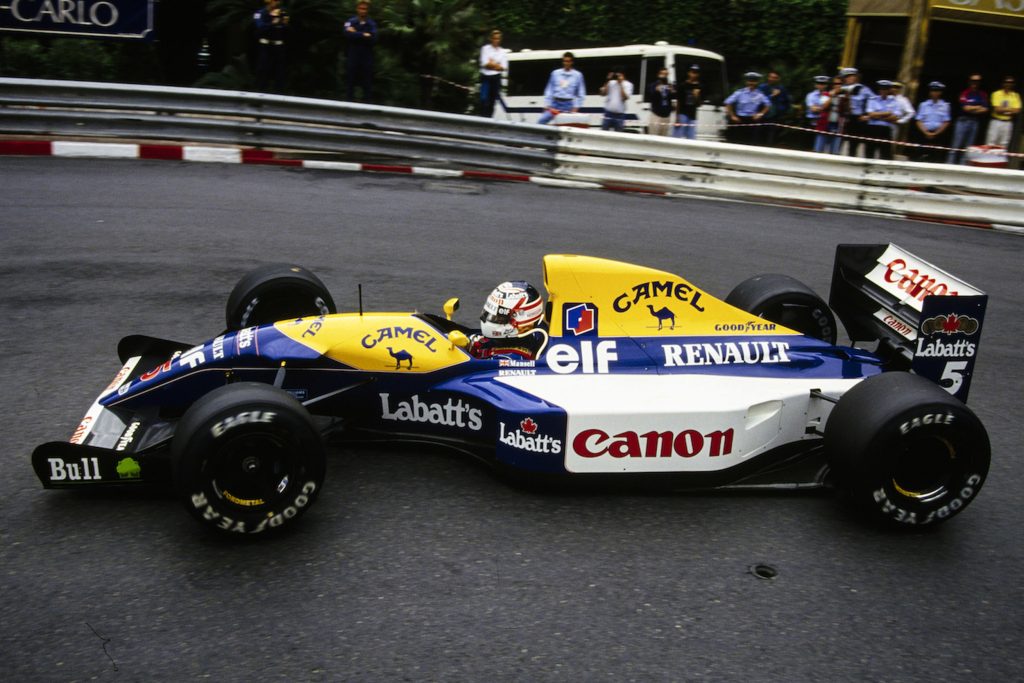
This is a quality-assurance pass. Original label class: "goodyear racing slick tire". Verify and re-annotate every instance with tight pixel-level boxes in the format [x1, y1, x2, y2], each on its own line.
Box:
[225, 263, 336, 330]
[825, 372, 990, 527]
[725, 274, 837, 344]
[173, 383, 326, 536]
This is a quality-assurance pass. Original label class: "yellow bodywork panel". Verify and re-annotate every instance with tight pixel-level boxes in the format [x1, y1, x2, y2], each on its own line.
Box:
[543, 254, 800, 337]
[275, 313, 471, 373]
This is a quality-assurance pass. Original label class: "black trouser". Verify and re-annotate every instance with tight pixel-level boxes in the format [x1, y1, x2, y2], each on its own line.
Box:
[865, 125, 893, 160]
[479, 74, 502, 118]
[346, 53, 374, 101]
[729, 116, 762, 145]
[846, 117, 872, 157]
[256, 45, 287, 93]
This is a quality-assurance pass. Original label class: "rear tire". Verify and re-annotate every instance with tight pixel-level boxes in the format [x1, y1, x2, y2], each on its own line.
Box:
[173, 383, 326, 536]
[825, 372, 989, 527]
[225, 263, 336, 331]
[725, 274, 837, 344]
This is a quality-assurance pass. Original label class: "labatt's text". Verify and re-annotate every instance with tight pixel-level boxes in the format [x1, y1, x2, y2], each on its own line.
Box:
[380, 393, 482, 430]
[499, 420, 562, 454]
[915, 338, 976, 358]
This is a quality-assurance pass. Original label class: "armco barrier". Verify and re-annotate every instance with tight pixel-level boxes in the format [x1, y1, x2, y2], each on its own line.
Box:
[556, 127, 1024, 200]
[0, 78, 560, 174]
[1, 78, 1022, 227]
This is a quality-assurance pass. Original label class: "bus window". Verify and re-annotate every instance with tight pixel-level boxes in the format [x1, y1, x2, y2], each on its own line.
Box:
[674, 55, 727, 105]
[507, 61, 558, 98]
[569, 56, 642, 97]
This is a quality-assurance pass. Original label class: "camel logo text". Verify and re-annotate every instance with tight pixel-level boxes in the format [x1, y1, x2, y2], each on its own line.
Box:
[612, 280, 706, 314]
[362, 326, 439, 353]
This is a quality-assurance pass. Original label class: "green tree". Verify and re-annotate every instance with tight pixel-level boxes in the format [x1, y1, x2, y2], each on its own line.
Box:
[382, 0, 482, 110]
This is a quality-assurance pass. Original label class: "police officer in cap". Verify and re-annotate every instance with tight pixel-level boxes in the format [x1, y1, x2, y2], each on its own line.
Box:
[914, 81, 951, 162]
[724, 72, 771, 145]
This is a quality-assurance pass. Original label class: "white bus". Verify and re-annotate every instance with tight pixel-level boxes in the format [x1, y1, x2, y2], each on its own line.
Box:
[496, 43, 728, 139]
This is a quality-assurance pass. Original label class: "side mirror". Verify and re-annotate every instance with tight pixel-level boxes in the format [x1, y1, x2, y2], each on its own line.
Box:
[448, 330, 470, 350]
[443, 297, 460, 321]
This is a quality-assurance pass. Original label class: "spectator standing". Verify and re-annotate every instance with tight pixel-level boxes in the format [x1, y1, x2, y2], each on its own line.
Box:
[865, 80, 901, 160]
[344, 1, 377, 102]
[674, 64, 702, 140]
[645, 67, 675, 136]
[724, 72, 770, 145]
[599, 68, 633, 132]
[840, 67, 875, 157]
[478, 30, 508, 119]
[947, 74, 988, 164]
[914, 81, 951, 162]
[757, 69, 792, 145]
[890, 81, 916, 154]
[986, 76, 1021, 148]
[804, 75, 830, 150]
[538, 52, 585, 125]
[814, 76, 845, 154]
[253, 0, 289, 93]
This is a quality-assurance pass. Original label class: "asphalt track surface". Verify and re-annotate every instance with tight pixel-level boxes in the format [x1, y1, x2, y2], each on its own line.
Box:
[1, 157, 1022, 682]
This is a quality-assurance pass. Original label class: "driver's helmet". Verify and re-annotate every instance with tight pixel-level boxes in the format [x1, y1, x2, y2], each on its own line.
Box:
[480, 281, 544, 338]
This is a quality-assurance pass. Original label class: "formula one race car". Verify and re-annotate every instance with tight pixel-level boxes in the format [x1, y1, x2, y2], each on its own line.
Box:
[33, 245, 990, 535]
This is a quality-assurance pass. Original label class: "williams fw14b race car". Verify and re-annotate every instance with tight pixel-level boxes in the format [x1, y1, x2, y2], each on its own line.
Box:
[33, 245, 990, 535]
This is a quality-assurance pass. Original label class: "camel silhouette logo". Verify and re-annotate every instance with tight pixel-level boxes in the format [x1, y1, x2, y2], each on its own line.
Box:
[388, 347, 414, 369]
[647, 305, 676, 331]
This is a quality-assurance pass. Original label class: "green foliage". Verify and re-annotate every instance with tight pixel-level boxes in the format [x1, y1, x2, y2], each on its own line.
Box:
[1, 0, 848, 111]
[381, 0, 481, 110]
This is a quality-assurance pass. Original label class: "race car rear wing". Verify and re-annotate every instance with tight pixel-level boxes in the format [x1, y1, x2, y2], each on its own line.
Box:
[829, 244, 987, 402]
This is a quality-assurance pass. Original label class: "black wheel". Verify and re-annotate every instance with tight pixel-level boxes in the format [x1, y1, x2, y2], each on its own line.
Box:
[825, 372, 990, 527]
[725, 274, 837, 344]
[225, 263, 336, 330]
[173, 383, 326, 535]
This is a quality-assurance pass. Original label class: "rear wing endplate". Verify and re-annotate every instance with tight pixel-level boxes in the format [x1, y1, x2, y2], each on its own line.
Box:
[830, 244, 987, 402]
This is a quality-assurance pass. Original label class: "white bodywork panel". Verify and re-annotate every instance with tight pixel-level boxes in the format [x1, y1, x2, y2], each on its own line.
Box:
[497, 374, 863, 474]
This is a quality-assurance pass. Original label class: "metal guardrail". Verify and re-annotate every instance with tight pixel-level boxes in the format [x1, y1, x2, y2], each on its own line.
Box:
[0, 78, 560, 174]
[1, 78, 1021, 227]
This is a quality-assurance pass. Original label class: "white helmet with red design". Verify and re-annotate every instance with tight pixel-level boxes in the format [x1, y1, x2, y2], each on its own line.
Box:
[479, 281, 545, 338]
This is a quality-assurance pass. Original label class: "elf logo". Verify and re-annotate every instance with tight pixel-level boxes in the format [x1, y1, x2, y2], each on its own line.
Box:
[546, 340, 618, 374]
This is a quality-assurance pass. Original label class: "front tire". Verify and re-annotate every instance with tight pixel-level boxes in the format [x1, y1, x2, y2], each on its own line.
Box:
[725, 274, 837, 344]
[825, 372, 990, 527]
[225, 263, 336, 331]
[173, 383, 326, 536]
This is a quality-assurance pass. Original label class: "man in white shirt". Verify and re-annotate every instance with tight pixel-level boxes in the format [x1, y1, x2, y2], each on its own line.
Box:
[600, 68, 633, 132]
[479, 30, 508, 118]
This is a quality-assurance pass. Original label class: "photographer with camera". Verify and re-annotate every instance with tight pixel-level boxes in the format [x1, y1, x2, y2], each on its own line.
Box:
[253, 0, 290, 93]
[645, 67, 675, 136]
[839, 67, 875, 156]
[600, 67, 633, 132]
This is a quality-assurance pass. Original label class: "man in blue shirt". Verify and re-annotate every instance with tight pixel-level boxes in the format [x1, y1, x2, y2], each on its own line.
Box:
[757, 69, 791, 146]
[865, 80, 901, 160]
[947, 74, 988, 164]
[725, 72, 771, 145]
[914, 81, 951, 163]
[538, 52, 586, 125]
[344, 1, 377, 102]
